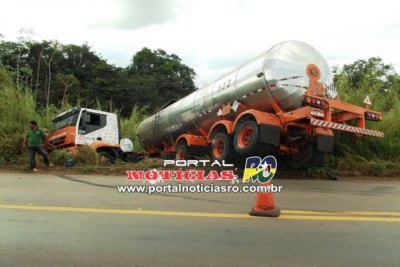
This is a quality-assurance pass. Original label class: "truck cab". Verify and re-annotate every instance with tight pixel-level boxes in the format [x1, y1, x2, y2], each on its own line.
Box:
[46, 107, 128, 161]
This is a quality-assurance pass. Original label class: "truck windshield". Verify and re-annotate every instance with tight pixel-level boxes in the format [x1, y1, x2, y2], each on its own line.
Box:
[53, 111, 80, 131]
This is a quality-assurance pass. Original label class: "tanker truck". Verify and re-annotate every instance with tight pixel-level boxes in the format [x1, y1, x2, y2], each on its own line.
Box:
[137, 41, 384, 168]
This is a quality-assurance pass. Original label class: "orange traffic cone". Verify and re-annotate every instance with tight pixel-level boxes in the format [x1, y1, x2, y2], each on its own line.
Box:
[249, 182, 280, 217]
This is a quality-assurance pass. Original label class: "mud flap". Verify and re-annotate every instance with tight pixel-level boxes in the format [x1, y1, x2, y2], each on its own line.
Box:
[259, 124, 281, 145]
[316, 134, 334, 153]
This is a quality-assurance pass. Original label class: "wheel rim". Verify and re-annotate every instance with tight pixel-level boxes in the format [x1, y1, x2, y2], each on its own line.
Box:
[176, 149, 185, 160]
[213, 138, 225, 158]
[237, 126, 253, 148]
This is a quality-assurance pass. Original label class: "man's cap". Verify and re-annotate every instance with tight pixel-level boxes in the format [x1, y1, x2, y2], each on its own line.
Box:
[29, 120, 38, 126]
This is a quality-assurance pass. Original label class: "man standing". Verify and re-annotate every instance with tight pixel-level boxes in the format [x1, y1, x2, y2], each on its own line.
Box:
[23, 120, 52, 172]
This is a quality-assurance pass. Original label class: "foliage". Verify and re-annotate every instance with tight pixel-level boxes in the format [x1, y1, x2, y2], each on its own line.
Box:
[0, 66, 68, 162]
[334, 57, 399, 92]
[0, 39, 196, 117]
[50, 149, 75, 165]
[75, 146, 98, 165]
[120, 106, 148, 151]
[125, 48, 196, 114]
[0, 67, 36, 162]
[333, 57, 400, 168]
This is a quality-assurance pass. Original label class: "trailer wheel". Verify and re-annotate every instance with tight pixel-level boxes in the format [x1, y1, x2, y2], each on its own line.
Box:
[286, 142, 314, 169]
[234, 120, 260, 155]
[175, 142, 189, 160]
[211, 132, 235, 162]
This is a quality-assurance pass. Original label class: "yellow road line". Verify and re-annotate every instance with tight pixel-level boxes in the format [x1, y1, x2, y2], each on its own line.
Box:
[1, 204, 399, 222]
[0, 204, 250, 218]
[280, 215, 400, 223]
[282, 210, 400, 217]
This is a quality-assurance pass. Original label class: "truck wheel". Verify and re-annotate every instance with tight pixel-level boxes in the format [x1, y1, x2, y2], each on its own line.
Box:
[211, 132, 235, 162]
[98, 149, 118, 164]
[175, 142, 188, 160]
[286, 142, 314, 169]
[234, 120, 260, 155]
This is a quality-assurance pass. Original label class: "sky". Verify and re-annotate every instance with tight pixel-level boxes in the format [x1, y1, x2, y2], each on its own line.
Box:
[0, 0, 399, 87]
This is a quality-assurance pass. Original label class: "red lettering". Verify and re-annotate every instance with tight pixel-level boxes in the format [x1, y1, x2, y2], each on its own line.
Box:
[183, 170, 195, 180]
[126, 170, 144, 180]
[175, 170, 184, 180]
[144, 170, 159, 181]
[205, 170, 221, 180]
[158, 170, 174, 181]
[195, 170, 206, 180]
[220, 170, 236, 180]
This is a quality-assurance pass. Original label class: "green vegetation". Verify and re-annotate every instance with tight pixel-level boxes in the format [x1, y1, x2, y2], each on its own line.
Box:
[120, 106, 147, 152]
[0, 38, 195, 116]
[328, 58, 400, 175]
[75, 146, 99, 166]
[0, 69, 53, 163]
[0, 37, 190, 164]
[49, 149, 74, 165]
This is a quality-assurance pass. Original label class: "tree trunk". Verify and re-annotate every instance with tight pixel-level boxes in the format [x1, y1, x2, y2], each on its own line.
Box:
[45, 49, 56, 114]
[47, 62, 51, 110]
[34, 46, 43, 108]
[16, 50, 21, 90]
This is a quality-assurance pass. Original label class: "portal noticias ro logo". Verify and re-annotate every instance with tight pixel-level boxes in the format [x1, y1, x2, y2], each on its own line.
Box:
[121, 155, 282, 194]
[125, 155, 278, 184]
[243, 155, 278, 184]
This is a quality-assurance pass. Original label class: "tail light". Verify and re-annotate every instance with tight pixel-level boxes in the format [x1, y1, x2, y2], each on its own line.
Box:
[365, 112, 382, 121]
[305, 96, 328, 109]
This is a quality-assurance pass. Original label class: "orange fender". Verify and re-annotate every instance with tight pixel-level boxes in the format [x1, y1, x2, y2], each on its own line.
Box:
[175, 134, 208, 147]
[207, 120, 234, 141]
[233, 109, 282, 131]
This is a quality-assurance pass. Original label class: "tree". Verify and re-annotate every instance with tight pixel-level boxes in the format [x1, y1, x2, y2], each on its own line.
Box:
[32, 42, 43, 105]
[55, 73, 79, 106]
[0, 38, 197, 117]
[41, 41, 60, 111]
[335, 57, 399, 91]
[334, 57, 400, 112]
[0, 41, 29, 89]
[125, 48, 196, 113]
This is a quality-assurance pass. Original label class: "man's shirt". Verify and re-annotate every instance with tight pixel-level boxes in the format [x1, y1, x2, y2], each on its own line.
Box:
[26, 128, 45, 147]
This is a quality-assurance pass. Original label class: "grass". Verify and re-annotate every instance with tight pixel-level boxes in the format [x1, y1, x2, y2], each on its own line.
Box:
[120, 106, 147, 152]
[329, 74, 400, 175]
[49, 149, 75, 165]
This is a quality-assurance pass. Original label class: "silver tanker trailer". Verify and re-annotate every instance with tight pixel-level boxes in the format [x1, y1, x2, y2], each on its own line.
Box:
[137, 41, 384, 168]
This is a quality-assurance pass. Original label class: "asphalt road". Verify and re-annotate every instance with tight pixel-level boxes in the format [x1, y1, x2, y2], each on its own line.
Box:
[1, 172, 400, 267]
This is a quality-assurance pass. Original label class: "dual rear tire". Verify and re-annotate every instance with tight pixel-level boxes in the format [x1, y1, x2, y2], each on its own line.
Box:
[176, 119, 324, 169]
[210, 120, 269, 162]
[210, 132, 235, 162]
[233, 120, 324, 168]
